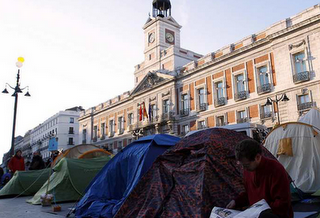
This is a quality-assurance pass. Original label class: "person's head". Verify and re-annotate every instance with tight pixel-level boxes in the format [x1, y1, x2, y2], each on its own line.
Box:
[15, 150, 22, 157]
[33, 151, 40, 157]
[235, 139, 262, 171]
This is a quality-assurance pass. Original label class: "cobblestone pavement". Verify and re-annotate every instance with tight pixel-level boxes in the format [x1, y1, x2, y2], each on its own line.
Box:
[0, 196, 76, 218]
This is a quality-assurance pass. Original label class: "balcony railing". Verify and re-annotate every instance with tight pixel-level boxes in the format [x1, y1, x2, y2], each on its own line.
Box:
[214, 97, 226, 107]
[298, 102, 314, 111]
[216, 121, 226, 127]
[109, 132, 114, 138]
[180, 108, 189, 117]
[197, 103, 207, 112]
[237, 117, 249, 123]
[257, 83, 272, 94]
[161, 112, 175, 121]
[293, 71, 310, 83]
[67, 142, 74, 145]
[68, 131, 74, 134]
[234, 91, 247, 101]
[260, 111, 273, 119]
[198, 125, 206, 130]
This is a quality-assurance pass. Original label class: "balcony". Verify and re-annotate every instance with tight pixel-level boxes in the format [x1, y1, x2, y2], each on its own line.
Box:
[260, 111, 273, 119]
[234, 91, 247, 101]
[109, 132, 114, 138]
[293, 71, 310, 83]
[257, 83, 272, 94]
[237, 117, 249, 123]
[180, 108, 189, 117]
[197, 103, 207, 112]
[298, 102, 314, 111]
[68, 131, 74, 134]
[161, 112, 175, 121]
[214, 97, 226, 107]
[198, 125, 206, 130]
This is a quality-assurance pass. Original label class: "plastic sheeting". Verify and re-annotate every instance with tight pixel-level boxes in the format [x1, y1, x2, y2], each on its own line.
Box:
[114, 128, 276, 218]
[27, 156, 111, 204]
[299, 108, 320, 132]
[75, 134, 180, 218]
[264, 123, 320, 193]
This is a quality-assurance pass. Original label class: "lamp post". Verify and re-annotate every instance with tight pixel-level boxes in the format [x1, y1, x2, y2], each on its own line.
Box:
[265, 93, 289, 124]
[2, 57, 31, 157]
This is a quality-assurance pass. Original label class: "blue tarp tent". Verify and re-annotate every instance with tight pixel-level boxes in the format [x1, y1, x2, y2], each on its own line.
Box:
[75, 134, 180, 218]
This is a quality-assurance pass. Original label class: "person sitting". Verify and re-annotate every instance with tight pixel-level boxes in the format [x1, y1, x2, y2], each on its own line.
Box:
[226, 139, 293, 218]
[29, 151, 45, 170]
[8, 150, 25, 174]
[1, 172, 12, 187]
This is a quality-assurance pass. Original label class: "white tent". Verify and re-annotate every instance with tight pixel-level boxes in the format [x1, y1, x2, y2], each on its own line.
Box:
[263, 122, 320, 193]
[299, 108, 320, 132]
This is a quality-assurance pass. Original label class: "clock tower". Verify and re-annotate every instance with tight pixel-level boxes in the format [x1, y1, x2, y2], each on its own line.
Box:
[134, 0, 202, 86]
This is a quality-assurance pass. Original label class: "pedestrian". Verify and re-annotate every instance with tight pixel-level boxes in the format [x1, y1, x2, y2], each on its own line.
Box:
[1, 172, 12, 187]
[226, 139, 293, 218]
[46, 151, 60, 167]
[8, 150, 25, 174]
[29, 151, 45, 170]
[0, 167, 3, 181]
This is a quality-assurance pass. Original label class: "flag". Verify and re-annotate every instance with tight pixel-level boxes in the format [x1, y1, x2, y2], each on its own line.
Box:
[143, 102, 148, 119]
[148, 103, 152, 121]
[139, 104, 142, 121]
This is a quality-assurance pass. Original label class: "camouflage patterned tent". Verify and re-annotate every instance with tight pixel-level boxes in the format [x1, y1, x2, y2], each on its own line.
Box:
[115, 128, 275, 218]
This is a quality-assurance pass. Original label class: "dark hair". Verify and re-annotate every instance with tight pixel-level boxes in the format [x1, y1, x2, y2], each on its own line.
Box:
[235, 139, 262, 161]
[15, 150, 22, 154]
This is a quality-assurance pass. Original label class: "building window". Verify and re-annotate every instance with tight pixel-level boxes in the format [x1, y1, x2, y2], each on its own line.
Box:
[216, 115, 225, 126]
[198, 120, 206, 130]
[196, 88, 206, 111]
[128, 138, 133, 144]
[118, 141, 123, 151]
[69, 127, 74, 134]
[93, 126, 98, 139]
[297, 94, 313, 112]
[68, 138, 74, 145]
[234, 74, 247, 101]
[128, 113, 134, 125]
[149, 54, 152, 60]
[292, 51, 310, 83]
[180, 94, 189, 116]
[163, 99, 170, 113]
[101, 123, 105, 139]
[181, 124, 189, 135]
[237, 110, 248, 123]
[70, 117, 74, 123]
[257, 65, 271, 94]
[151, 104, 157, 121]
[109, 120, 114, 136]
[214, 81, 225, 106]
[82, 129, 87, 143]
[118, 117, 124, 134]
[260, 104, 273, 119]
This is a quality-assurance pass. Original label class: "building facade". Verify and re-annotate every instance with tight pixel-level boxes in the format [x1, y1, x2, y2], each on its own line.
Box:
[78, 2, 320, 152]
[30, 107, 82, 160]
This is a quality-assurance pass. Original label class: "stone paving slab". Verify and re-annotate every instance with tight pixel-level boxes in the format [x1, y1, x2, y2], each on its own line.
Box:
[0, 196, 76, 218]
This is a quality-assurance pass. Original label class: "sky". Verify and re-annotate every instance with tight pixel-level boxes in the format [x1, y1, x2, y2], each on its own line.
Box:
[1, 0, 319, 163]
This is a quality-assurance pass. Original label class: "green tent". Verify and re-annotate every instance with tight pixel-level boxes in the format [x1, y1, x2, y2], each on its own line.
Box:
[27, 156, 111, 204]
[0, 168, 51, 198]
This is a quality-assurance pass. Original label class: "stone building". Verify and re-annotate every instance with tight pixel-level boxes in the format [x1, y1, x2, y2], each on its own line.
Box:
[78, 1, 320, 152]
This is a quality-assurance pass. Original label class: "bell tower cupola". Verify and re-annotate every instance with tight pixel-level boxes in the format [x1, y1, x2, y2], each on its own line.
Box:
[152, 0, 171, 17]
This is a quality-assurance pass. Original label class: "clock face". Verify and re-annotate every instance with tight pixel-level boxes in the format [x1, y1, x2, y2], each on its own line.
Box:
[148, 32, 155, 43]
[165, 32, 174, 43]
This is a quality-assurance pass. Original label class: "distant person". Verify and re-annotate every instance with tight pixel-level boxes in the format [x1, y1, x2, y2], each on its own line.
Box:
[8, 150, 25, 174]
[226, 139, 293, 218]
[29, 151, 45, 170]
[1, 172, 12, 186]
[0, 167, 3, 181]
[46, 151, 60, 168]
[25, 161, 31, 171]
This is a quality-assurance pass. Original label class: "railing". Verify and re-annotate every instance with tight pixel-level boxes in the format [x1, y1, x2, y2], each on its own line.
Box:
[237, 117, 249, 123]
[260, 111, 273, 119]
[257, 83, 271, 94]
[234, 91, 247, 101]
[109, 132, 114, 138]
[216, 121, 226, 127]
[161, 112, 175, 121]
[293, 71, 310, 83]
[298, 102, 314, 111]
[68, 131, 74, 134]
[197, 103, 207, 112]
[214, 97, 226, 107]
[198, 125, 206, 130]
[67, 142, 74, 145]
[180, 108, 189, 117]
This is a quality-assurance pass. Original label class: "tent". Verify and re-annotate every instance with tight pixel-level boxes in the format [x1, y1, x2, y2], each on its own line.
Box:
[263, 122, 320, 193]
[299, 108, 320, 131]
[114, 128, 276, 218]
[0, 168, 50, 198]
[75, 134, 180, 218]
[27, 156, 111, 204]
[53, 144, 111, 165]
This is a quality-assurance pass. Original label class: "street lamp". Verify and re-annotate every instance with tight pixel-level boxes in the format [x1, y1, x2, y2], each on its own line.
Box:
[265, 93, 289, 124]
[2, 57, 31, 157]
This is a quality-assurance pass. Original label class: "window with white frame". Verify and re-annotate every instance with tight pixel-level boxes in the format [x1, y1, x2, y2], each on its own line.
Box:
[93, 125, 98, 139]
[82, 129, 86, 142]
[237, 110, 247, 123]
[128, 113, 134, 125]
[198, 120, 206, 130]
[216, 115, 225, 126]
[101, 123, 105, 137]
[292, 51, 310, 83]
[257, 65, 271, 94]
[260, 104, 273, 119]
[214, 80, 225, 106]
[197, 88, 206, 111]
[118, 117, 124, 134]
[182, 124, 189, 135]
[180, 93, 189, 116]
[68, 138, 74, 145]
[151, 104, 157, 120]
[70, 117, 74, 123]
[69, 127, 74, 134]
[234, 73, 247, 101]
[109, 120, 114, 135]
[163, 99, 170, 113]
[297, 93, 313, 111]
